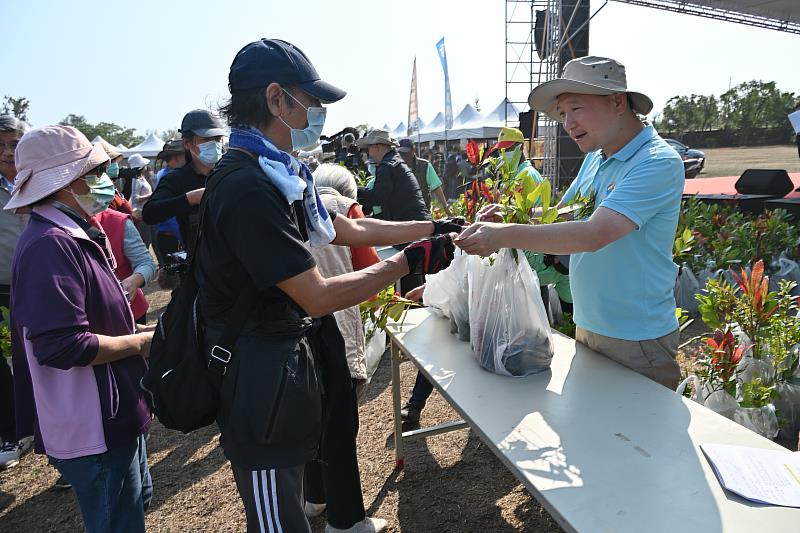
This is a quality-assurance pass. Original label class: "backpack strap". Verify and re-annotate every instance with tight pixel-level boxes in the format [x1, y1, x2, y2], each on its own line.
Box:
[187, 157, 261, 376]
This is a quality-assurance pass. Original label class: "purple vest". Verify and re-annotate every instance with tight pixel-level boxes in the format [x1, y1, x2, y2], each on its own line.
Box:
[11, 204, 151, 458]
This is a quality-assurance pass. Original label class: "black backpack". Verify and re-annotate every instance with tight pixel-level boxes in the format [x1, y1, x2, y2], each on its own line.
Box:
[140, 161, 257, 433]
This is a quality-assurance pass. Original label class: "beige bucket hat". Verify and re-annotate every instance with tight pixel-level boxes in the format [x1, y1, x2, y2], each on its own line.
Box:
[355, 129, 398, 148]
[528, 56, 653, 122]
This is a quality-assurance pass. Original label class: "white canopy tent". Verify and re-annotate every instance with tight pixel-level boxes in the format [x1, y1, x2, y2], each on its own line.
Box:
[121, 133, 164, 159]
[390, 122, 407, 138]
[406, 99, 522, 142]
[90, 135, 109, 145]
[116, 144, 128, 151]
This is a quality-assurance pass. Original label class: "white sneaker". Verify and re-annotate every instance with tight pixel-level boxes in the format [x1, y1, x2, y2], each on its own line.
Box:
[0, 439, 26, 470]
[304, 501, 327, 518]
[325, 517, 388, 533]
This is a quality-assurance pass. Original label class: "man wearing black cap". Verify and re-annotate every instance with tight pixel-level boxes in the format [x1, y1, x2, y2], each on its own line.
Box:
[142, 109, 226, 255]
[397, 138, 451, 216]
[199, 38, 463, 533]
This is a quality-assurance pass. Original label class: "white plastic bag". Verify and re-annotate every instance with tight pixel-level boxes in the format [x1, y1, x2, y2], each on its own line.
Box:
[446, 251, 470, 342]
[676, 375, 739, 419]
[423, 249, 469, 319]
[733, 405, 779, 439]
[769, 253, 800, 295]
[775, 382, 800, 440]
[364, 325, 386, 384]
[674, 264, 700, 317]
[468, 249, 553, 377]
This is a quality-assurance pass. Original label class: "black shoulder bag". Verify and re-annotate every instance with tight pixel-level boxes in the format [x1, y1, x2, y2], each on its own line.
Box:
[140, 160, 258, 433]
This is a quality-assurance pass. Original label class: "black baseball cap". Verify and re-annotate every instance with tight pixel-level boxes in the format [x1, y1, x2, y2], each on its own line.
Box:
[397, 138, 414, 153]
[228, 38, 346, 104]
[179, 109, 227, 137]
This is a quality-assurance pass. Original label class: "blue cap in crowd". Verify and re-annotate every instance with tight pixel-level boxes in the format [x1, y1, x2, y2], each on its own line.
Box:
[228, 38, 346, 104]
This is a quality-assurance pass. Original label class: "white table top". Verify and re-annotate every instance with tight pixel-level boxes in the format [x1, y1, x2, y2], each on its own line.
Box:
[386, 308, 799, 533]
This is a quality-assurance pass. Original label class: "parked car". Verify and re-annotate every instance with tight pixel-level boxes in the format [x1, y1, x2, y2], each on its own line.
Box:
[665, 138, 706, 179]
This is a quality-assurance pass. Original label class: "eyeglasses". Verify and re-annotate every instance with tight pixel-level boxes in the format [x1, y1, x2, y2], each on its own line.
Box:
[0, 142, 19, 153]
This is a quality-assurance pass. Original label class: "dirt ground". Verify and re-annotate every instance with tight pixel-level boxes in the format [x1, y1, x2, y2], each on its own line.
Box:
[2, 286, 795, 532]
[694, 144, 798, 178]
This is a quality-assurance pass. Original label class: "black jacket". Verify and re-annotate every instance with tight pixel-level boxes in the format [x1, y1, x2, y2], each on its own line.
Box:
[142, 163, 206, 252]
[358, 150, 430, 222]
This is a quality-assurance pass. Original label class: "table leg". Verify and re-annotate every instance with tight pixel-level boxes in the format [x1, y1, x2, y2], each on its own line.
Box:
[391, 340, 405, 470]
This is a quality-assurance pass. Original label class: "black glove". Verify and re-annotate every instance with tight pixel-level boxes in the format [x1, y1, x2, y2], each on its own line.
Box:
[431, 217, 466, 236]
[404, 234, 455, 275]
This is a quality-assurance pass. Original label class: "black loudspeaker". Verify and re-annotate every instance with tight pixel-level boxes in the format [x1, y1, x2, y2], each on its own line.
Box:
[557, 133, 585, 187]
[765, 198, 800, 220]
[735, 169, 792, 197]
[534, 1, 590, 68]
[518, 111, 533, 139]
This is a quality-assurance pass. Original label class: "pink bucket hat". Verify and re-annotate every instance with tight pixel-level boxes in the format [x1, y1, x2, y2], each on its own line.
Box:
[5, 126, 109, 210]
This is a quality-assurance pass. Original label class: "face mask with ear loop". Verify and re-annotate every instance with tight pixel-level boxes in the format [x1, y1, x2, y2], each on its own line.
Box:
[69, 173, 116, 216]
[278, 89, 327, 151]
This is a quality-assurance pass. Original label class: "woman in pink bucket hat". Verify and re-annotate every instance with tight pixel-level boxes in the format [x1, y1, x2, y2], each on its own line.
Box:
[7, 125, 155, 533]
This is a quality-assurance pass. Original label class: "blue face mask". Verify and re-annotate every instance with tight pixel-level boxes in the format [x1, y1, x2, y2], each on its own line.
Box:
[70, 172, 116, 216]
[197, 140, 223, 166]
[280, 89, 327, 151]
[106, 162, 120, 178]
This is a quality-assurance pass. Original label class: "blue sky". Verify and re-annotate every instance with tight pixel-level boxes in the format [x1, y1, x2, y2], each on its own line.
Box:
[3, 0, 798, 137]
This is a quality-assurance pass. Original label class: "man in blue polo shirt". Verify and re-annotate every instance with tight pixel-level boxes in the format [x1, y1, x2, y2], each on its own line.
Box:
[456, 56, 684, 389]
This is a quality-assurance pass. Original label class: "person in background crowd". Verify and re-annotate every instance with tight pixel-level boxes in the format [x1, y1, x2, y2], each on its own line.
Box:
[94, 206, 157, 324]
[396, 138, 452, 216]
[303, 163, 380, 528]
[457, 56, 685, 390]
[94, 140, 134, 216]
[127, 153, 153, 247]
[152, 140, 186, 273]
[7, 126, 153, 532]
[0, 115, 32, 471]
[357, 131, 457, 430]
[142, 109, 227, 255]
[356, 129, 429, 231]
[208, 38, 458, 533]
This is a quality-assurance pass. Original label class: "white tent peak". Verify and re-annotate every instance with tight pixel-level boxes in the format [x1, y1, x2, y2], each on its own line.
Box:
[90, 135, 109, 145]
[122, 133, 165, 158]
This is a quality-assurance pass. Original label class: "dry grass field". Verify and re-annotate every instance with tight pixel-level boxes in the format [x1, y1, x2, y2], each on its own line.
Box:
[695, 144, 798, 178]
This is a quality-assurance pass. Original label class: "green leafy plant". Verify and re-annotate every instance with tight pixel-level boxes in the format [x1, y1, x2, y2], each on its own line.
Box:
[696, 328, 747, 397]
[739, 378, 779, 408]
[673, 228, 696, 263]
[696, 260, 778, 359]
[556, 312, 576, 338]
[568, 189, 597, 221]
[0, 307, 10, 359]
[359, 285, 421, 342]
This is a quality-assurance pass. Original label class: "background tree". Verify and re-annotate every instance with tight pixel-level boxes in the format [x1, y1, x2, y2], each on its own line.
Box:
[1, 96, 31, 122]
[719, 81, 795, 142]
[660, 94, 719, 134]
[158, 128, 179, 141]
[59, 114, 144, 147]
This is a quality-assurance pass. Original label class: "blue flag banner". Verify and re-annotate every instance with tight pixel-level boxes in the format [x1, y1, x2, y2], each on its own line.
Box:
[435, 37, 453, 130]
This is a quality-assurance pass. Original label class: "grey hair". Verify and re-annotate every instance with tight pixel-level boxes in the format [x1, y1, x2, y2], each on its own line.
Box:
[313, 163, 357, 200]
[0, 115, 29, 135]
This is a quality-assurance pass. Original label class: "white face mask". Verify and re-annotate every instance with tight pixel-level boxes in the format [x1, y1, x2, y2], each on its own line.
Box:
[279, 89, 327, 151]
[197, 140, 223, 166]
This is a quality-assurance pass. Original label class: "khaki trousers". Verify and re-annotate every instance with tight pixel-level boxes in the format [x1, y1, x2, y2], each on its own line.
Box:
[576, 327, 681, 390]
